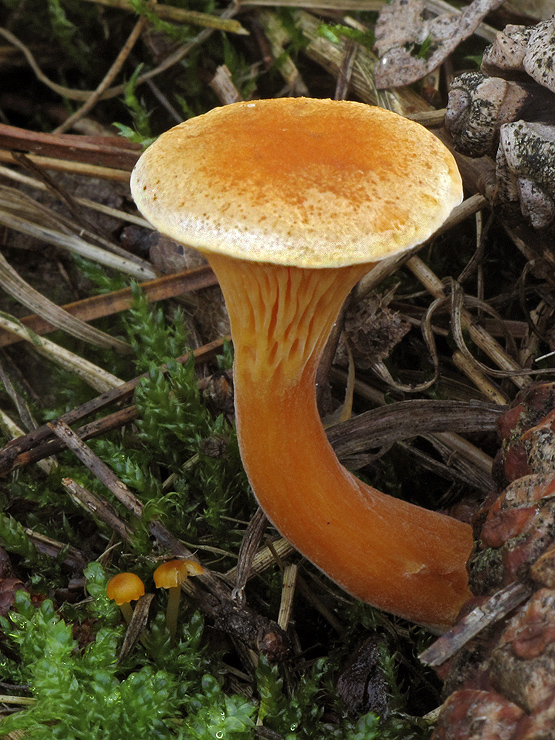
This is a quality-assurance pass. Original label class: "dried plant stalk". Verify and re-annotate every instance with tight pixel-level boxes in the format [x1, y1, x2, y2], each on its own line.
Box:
[0, 313, 123, 392]
[0, 253, 130, 352]
[406, 256, 530, 389]
[277, 563, 298, 631]
[80, 0, 248, 34]
[0, 208, 155, 280]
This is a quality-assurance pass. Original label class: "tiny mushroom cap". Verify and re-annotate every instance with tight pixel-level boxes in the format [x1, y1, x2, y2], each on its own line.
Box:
[106, 572, 145, 606]
[131, 98, 471, 630]
[153, 559, 204, 589]
[153, 559, 204, 640]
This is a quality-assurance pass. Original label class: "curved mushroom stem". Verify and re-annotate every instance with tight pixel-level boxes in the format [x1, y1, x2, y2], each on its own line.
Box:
[165, 585, 181, 641]
[207, 253, 473, 630]
[119, 602, 134, 625]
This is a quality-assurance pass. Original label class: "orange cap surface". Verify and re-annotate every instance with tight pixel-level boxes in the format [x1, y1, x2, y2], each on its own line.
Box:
[131, 98, 463, 268]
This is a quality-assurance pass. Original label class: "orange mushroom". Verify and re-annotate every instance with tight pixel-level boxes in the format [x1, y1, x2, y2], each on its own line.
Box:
[153, 559, 204, 639]
[131, 98, 474, 630]
[106, 572, 145, 624]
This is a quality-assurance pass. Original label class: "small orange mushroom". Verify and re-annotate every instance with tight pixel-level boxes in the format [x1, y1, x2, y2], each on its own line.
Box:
[106, 572, 145, 624]
[131, 98, 474, 630]
[153, 559, 204, 639]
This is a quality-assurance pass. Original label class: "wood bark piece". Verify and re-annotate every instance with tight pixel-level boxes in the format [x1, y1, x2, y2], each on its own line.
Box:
[374, 0, 504, 88]
[0, 252, 131, 353]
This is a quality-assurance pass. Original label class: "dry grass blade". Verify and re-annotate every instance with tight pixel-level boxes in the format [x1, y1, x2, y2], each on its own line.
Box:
[0, 164, 148, 228]
[406, 256, 531, 390]
[0, 252, 131, 353]
[0, 208, 156, 281]
[0, 355, 38, 434]
[0, 312, 123, 392]
[232, 507, 268, 605]
[370, 356, 438, 394]
[117, 593, 155, 664]
[449, 281, 555, 382]
[332, 368, 495, 486]
[0, 266, 217, 348]
[0, 181, 154, 272]
[0, 696, 35, 706]
[0, 151, 132, 182]
[422, 431, 494, 491]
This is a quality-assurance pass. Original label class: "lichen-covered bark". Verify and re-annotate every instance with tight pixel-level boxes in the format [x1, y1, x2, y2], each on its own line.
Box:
[445, 16, 555, 228]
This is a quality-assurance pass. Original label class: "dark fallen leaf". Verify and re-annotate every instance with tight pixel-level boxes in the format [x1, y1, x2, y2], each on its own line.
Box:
[374, 0, 504, 88]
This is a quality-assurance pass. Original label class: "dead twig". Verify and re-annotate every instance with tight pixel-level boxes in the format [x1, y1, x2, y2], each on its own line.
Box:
[0, 337, 227, 476]
[327, 399, 505, 467]
[0, 122, 140, 171]
[53, 16, 148, 135]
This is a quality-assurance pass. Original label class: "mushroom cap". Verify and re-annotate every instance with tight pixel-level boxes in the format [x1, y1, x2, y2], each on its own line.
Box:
[131, 98, 463, 269]
[153, 559, 204, 589]
[106, 572, 145, 605]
